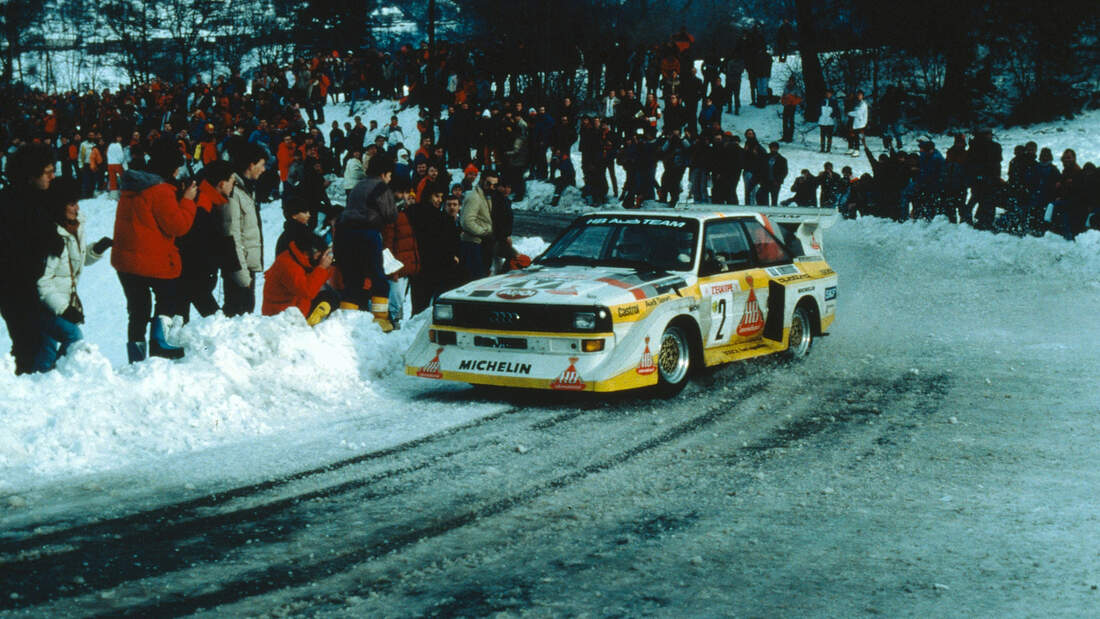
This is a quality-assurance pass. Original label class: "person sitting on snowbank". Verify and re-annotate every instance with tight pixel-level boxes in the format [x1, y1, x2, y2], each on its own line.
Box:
[262, 233, 338, 326]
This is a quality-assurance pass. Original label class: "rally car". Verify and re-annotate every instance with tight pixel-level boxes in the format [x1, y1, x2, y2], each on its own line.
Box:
[405, 207, 838, 396]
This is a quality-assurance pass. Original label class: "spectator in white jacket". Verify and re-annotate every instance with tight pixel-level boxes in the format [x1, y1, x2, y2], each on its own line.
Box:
[222, 143, 267, 316]
[342, 146, 367, 202]
[818, 89, 840, 153]
[106, 135, 126, 193]
[34, 178, 112, 372]
[847, 90, 869, 155]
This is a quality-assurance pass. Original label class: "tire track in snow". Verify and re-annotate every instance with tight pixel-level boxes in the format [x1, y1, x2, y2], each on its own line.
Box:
[75, 376, 777, 617]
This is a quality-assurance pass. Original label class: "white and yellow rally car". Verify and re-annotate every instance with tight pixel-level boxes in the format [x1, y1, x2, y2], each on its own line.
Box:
[405, 207, 838, 396]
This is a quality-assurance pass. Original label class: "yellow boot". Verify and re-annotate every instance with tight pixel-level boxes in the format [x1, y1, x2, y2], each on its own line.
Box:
[338, 301, 360, 310]
[306, 301, 332, 326]
[370, 296, 394, 333]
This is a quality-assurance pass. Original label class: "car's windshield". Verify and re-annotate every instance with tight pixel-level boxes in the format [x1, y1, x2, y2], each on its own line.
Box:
[539, 216, 698, 272]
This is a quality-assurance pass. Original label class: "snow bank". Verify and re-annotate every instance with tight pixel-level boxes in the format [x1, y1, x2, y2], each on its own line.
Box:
[837, 216, 1100, 277]
[0, 309, 424, 492]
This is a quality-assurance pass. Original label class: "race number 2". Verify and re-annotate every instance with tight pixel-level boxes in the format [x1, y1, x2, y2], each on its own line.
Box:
[707, 282, 736, 345]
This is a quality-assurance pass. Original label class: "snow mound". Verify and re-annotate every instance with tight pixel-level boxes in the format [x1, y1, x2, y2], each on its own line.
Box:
[0, 309, 424, 491]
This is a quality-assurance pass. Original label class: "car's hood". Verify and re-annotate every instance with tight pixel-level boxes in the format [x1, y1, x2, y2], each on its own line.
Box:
[444, 265, 691, 306]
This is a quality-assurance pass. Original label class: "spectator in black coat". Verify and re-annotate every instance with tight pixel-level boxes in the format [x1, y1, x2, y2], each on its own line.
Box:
[764, 142, 789, 206]
[782, 169, 819, 206]
[0, 144, 57, 374]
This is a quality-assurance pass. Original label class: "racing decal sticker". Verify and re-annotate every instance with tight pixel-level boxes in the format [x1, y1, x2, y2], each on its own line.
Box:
[597, 276, 647, 300]
[824, 286, 838, 301]
[707, 282, 737, 345]
[617, 304, 641, 318]
[416, 348, 444, 378]
[765, 264, 800, 277]
[496, 289, 538, 300]
[636, 337, 656, 375]
[551, 357, 587, 391]
[458, 359, 533, 374]
[737, 276, 765, 336]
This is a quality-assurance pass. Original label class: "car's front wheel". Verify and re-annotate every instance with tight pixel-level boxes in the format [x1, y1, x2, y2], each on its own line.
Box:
[783, 304, 814, 360]
[655, 323, 694, 397]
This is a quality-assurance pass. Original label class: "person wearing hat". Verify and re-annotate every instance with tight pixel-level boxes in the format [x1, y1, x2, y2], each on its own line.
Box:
[111, 138, 198, 362]
[33, 178, 112, 371]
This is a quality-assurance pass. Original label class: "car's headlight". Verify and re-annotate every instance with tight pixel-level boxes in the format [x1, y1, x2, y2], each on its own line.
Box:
[433, 303, 454, 322]
[573, 311, 597, 330]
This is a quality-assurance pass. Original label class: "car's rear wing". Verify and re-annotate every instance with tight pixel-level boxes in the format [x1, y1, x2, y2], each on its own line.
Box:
[721, 206, 839, 258]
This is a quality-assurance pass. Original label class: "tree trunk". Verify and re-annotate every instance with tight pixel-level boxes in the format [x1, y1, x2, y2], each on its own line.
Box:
[793, 0, 826, 122]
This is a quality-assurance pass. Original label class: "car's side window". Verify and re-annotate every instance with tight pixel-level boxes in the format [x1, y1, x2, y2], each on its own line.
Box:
[742, 220, 792, 266]
[700, 220, 753, 276]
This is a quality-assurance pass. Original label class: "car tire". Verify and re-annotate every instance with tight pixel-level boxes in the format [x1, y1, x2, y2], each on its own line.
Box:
[655, 322, 694, 397]
[783, 304, 814, 360]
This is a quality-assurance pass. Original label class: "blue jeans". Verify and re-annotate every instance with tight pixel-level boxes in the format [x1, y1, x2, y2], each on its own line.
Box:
[690, 168, 708, 203]
[334, 225, 388, 307]
[34, 314, 83, 372]
[743, 171, 759, 205]
[461, 241, 487, 281]
[388, 277, 407, 322]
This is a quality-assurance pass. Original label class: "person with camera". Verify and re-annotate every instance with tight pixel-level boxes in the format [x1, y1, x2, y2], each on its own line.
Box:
[262, 232, 336, 327]
[34, 178, 112, 371]
[111, 139, 198, 362]
[177, 160, 236, 321]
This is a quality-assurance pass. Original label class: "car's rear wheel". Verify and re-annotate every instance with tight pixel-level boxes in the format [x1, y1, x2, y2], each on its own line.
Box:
[655, 323, 693, 397]
[784, 305, 814, 360]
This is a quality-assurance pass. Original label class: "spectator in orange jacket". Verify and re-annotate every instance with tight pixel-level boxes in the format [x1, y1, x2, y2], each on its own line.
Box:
[111, 139, 198, 362]
[261, 234, 336, 326]
[276, 134, 296, 195]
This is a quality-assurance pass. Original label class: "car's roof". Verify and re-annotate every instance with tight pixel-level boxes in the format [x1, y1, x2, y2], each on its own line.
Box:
[581, 207, 763, 223]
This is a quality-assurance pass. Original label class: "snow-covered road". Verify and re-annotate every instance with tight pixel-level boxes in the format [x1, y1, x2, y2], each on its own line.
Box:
[3, 208, 1099, 615]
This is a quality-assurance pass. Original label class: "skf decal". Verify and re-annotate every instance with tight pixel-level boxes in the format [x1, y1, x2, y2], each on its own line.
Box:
[417, 348, 444, 378]
[636, 336, 656, 375]
[496, 289, 538, 300]
[617, 304, 640, 318]
[737, 276, 765, 336]
[824, 286, 838, 301]
[458, 359, 533, 375]
[551, 357, 586, 391]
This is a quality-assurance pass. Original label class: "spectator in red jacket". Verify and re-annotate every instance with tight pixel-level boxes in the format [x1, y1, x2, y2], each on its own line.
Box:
[261, 234, 335, 326]
[383, 179, 421, 326]
[111, 139, 198, 362]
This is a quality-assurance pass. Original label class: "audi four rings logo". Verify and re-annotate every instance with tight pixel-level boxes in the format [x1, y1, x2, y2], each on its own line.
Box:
[488, 311, 521, 326]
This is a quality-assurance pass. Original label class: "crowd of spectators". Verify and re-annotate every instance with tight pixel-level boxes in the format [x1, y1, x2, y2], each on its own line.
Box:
[2, 22, 1098, 375]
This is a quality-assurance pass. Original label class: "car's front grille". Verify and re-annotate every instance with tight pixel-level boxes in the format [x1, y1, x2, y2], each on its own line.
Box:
[474, 336, 528, 350]
[440, 302, 612, 333]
